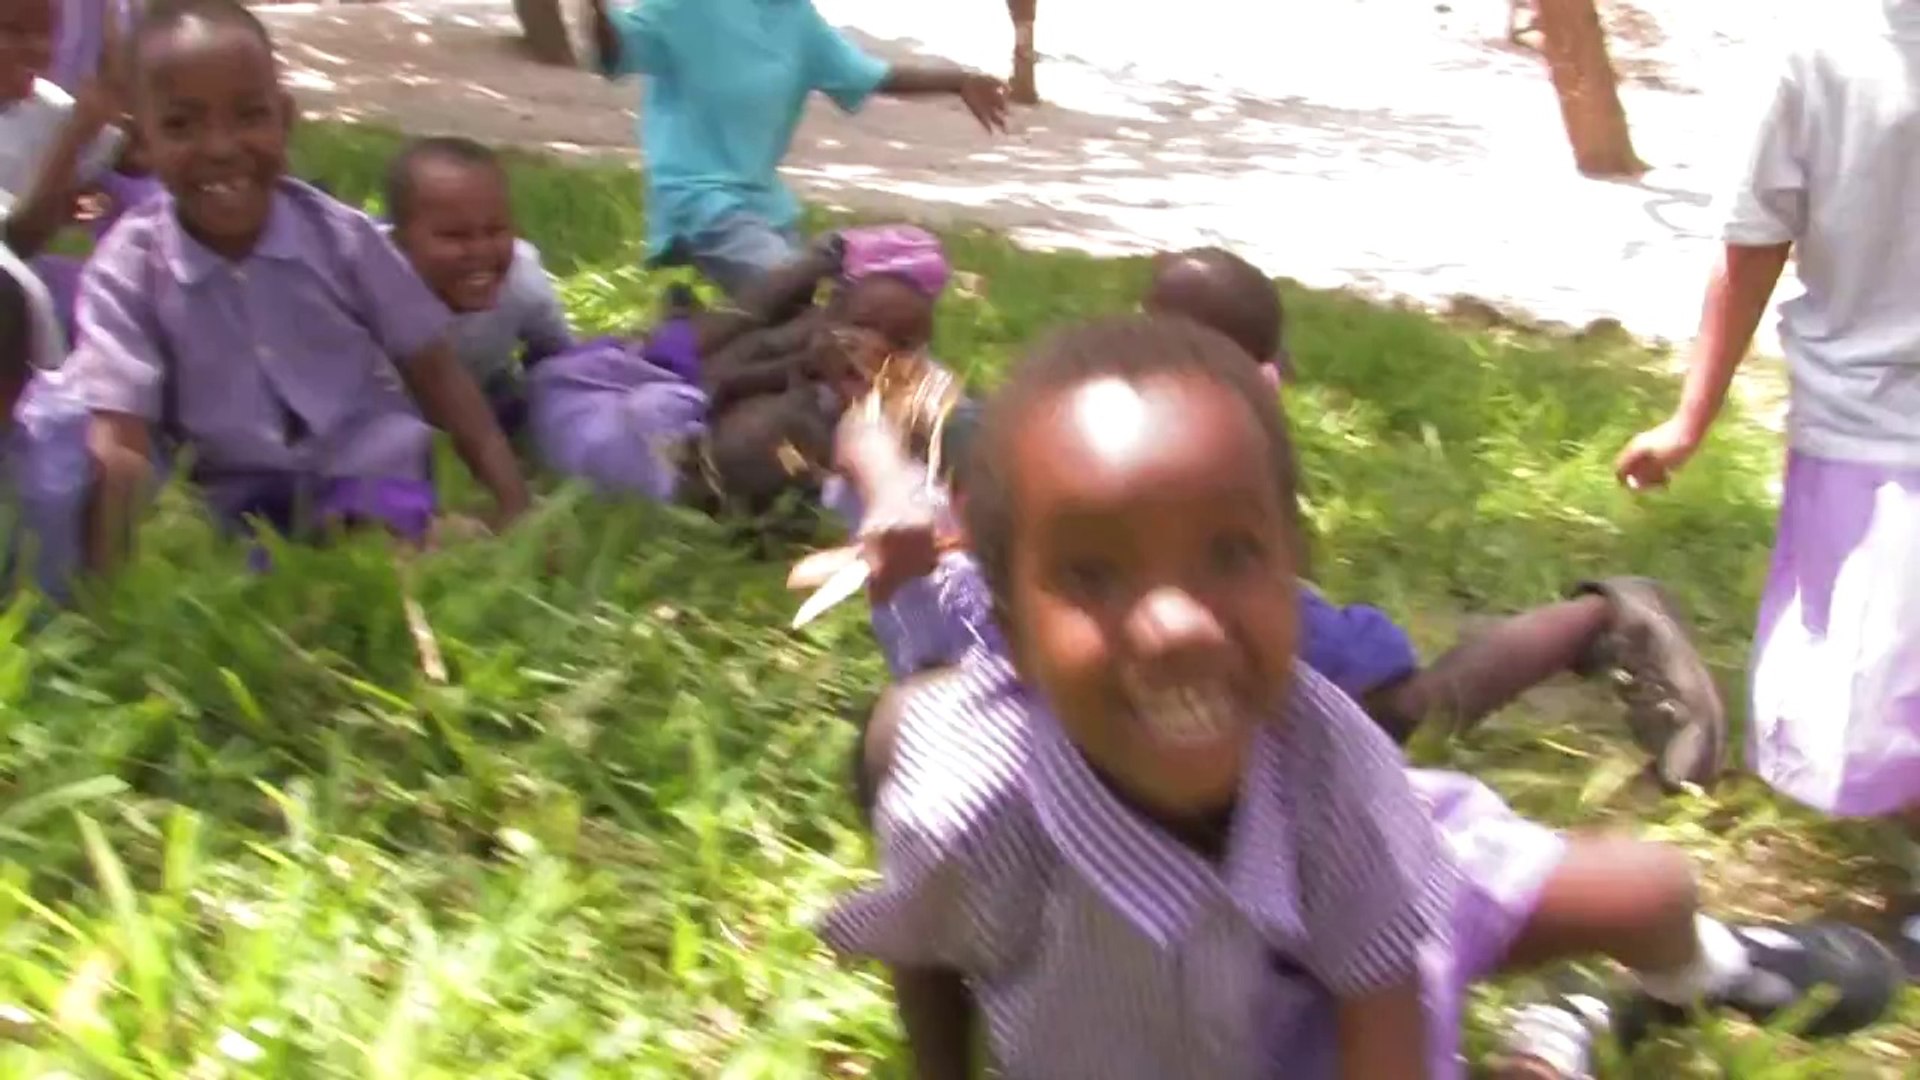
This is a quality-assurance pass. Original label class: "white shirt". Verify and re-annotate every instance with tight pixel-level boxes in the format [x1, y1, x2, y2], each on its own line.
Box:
[1722, 2, 1920, 466]
[0, 78, 121, 210]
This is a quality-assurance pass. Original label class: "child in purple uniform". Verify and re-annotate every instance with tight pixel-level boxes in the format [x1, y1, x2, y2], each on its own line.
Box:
[826, 318, 1898, 1079]
[385, 136, 573, 439]
[68, 0, 529, 571]
[824, 316, 1457, 1078]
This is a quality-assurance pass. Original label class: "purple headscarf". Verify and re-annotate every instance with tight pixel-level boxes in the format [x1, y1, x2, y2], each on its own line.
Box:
[839, 225, 950, 299]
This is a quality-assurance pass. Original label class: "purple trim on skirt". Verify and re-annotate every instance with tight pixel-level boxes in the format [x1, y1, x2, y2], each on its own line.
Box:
[642, 317, 702, 384]
[1750, 450, 1920, 817]
[197, 468, 437, 572]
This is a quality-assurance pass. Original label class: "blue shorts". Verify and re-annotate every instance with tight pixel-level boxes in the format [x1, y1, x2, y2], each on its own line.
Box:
[672, 212, 802, 298]
[1299, 586, 1421, 700]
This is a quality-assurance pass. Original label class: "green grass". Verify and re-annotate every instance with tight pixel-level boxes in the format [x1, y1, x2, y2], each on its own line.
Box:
[0, 120, 1912, 1077]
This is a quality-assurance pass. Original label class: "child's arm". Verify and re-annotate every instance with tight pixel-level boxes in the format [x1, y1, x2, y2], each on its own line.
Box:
[1615, 243, 1789, 490]
[892, 966, 976, 1080]
[836, 409, 941, 599]
[83, 410, 152, 574]
[793, 6, 1008, 135]
[1335, 981, 1428, 1080]
[399, 341, 531, 529]
[692, 238, 841, 359]
[3, 80, 121, 257]
[1618, 44, 1803, 491]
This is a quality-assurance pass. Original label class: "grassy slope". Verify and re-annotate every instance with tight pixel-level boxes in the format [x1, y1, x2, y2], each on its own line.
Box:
[0, 122, 1911, 1077]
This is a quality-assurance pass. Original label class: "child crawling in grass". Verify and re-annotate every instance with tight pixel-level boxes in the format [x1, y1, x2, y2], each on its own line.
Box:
[67, 0, 529, 572]
[384, 136, 574, 440]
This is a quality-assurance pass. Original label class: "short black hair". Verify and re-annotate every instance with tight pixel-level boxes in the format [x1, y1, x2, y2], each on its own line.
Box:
[1145, 246, 1285, 364]
[961, 314, 1302, 605]
[133, 0, 274, 76]
[385, 136, 504, 228]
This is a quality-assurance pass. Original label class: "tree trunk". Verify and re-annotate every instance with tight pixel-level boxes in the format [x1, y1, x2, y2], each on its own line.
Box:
[1534, 0, 1644, 177]
[514, 0, 578, 67]
[1008, 0, 1038, 105]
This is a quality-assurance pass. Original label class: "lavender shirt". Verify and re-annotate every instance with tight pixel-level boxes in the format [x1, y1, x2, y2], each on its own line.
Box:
[820, 653, 1458, 1078]
[69, 179, 451, 483]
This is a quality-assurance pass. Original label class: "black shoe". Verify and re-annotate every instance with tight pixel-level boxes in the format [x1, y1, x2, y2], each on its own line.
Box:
[1617, 921, 1903, 1044]
[1570, 577, 1727, 791]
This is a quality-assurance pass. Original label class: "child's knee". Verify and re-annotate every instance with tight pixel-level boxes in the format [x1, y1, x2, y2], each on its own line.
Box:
[1571, 834, 1700, 927]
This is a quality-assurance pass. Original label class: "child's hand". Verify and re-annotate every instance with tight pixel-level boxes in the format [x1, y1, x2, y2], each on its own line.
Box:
[1616, 417, 1703, 491]
[860, 489, 940, 602]
[956, 73, 1010, 134]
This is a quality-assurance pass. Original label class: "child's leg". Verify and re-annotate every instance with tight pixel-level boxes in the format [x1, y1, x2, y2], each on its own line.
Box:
[1368, 595, 1610, 737]
[684, 213, 804, 300]
[1493, 837, 1901, 1077]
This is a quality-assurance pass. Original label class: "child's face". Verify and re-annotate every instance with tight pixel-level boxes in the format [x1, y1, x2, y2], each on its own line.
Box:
[393, 158, 515, 313]
[137, 19, 290, 258]
[0, 0, 53, 102]
[1001, 373, 1300, 821]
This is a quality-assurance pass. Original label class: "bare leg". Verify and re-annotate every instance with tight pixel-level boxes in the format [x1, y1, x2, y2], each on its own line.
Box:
[1370, 595, 1610, 738]
[1008, 0, 1037, 105]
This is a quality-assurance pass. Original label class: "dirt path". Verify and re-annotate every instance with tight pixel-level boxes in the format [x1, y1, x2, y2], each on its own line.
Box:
[262, 0, 1799, 359]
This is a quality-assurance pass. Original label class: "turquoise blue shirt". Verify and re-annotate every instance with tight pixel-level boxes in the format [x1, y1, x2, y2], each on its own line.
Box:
[606, 0, 892, 260]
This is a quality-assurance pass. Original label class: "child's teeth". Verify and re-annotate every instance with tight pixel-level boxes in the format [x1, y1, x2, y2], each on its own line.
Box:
[1136, 684, 1233, 746]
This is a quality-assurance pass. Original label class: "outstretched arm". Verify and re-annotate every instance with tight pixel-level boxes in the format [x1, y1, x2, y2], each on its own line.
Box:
[400, 341, 531, 529]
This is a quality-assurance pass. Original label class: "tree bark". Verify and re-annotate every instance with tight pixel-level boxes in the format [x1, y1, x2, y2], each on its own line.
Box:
[514, 0, 578, 68]
[1534, 0, 1644, 178]
[1008, 0, 1038, 105]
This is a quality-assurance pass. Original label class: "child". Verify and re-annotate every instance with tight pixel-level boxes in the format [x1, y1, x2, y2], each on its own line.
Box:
[826, 317, 1898, 1079]
[1144, 247, 1726, 791]
[824, 315, 1457, 1078]
[528, 226, 945, 521]
[385, 135, 573, 438]
[1614, 7, 1920, 931]
[67, 0, 529, 571]
[585, 0, 1007, 297]
[0, 240, 89, 601]
[1, 0, 127, 339]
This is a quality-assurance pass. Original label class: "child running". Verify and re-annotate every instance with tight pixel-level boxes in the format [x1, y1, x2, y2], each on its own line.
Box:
[68, 0, 529, 571]
[822, 317, 1900, 1079]
[1613, 3, 1920, 948]
[385, 136, 573, 438]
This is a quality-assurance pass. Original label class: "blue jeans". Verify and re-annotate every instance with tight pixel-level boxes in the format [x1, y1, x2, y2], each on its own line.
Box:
[679, 212, 802, 298]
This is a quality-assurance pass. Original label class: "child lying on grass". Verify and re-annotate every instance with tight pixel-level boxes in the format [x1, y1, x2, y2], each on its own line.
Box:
[69, 0, 529, 573]
[385, 136, 574, 440]
[527, 225, 950, 529]
[819, 316, 1899, 1079]
[837, 245, 1726, 792]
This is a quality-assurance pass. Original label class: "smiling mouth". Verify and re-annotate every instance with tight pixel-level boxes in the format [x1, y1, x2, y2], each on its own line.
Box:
[1122, 674, 1240, 748]
[195, 177, 256, 206]
[459, 270, 502, 292]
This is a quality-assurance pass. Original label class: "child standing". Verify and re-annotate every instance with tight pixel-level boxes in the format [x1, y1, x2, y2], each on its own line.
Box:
[385, 136, 573, 438]
[68, 0, 528, 570]
[1616, 3, 1920, 915]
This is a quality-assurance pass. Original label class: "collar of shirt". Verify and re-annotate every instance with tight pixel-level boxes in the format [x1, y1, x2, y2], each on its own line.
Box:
[1015, 668, 1305, 951]
[162, 183, 308, 285]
